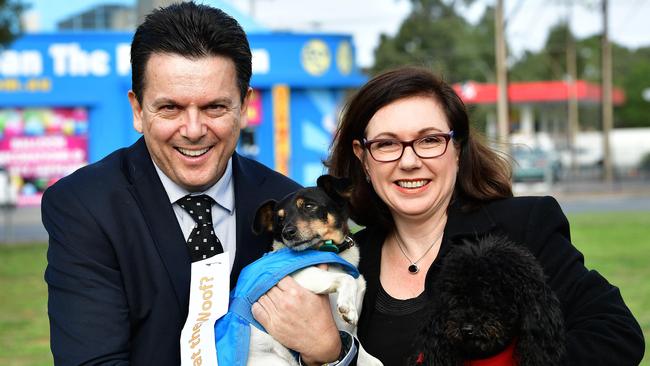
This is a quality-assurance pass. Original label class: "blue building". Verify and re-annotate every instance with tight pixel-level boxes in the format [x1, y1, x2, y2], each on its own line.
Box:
[0, 31, 365, 205]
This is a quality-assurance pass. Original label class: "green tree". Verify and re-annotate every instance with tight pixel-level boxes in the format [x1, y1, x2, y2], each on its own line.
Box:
[371, 0, 492, 83]
[614, 46, 650, 128]
[510, 22, 650, 128]
[0, 0, 26, 48]
[372, 1, 650, 129]
[371, 0, 497, 131]
[470, 5, 496, 82]
[510, 22, 575, 82]
[575, 36, 650, 128]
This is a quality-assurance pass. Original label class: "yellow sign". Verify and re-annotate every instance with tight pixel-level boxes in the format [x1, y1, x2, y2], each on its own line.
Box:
[336, 41, 353, 75]
[0, 78, 51, 92]
[301, 39, 331, 76]
[273, 85, 291, 176]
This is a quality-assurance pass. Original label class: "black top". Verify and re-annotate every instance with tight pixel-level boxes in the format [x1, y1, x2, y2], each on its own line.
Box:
[363, 284, 429, 365]
[354, 195, 645, 366]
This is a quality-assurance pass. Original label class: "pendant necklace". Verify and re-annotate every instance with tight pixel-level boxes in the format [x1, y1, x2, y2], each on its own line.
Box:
[394, 231, 444, 274]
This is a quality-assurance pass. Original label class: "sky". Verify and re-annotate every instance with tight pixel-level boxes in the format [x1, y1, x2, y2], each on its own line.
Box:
[22, 0, 650, 68]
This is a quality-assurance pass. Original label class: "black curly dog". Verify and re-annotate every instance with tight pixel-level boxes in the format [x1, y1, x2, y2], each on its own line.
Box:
[414, 235, 566, 366]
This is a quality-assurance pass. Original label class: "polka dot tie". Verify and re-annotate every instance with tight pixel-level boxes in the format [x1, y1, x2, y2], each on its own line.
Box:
[177, 194, 224, 262]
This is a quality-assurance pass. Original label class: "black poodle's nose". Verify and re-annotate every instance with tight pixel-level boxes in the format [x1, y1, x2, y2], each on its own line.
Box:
[282, 225, 298, 241]
[461, 324, 475, 336]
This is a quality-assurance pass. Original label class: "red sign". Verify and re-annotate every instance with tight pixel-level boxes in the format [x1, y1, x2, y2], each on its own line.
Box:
[453, 80, 625, 105]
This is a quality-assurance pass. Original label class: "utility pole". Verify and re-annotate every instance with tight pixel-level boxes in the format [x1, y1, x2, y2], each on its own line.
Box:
[566, 4, 579, 175]
[495, 0, 510, 152]
[601, 0, 614, 183]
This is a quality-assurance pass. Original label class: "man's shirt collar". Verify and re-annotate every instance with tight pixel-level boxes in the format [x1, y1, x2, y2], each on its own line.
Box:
[153, 158, 235, 214]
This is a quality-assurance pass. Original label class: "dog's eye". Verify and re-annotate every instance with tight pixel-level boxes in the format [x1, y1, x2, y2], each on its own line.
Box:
[304, 203, 318, 212]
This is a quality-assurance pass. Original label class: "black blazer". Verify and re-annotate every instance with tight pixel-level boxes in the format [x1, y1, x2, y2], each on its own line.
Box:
[356, 196, 645, 365]
[42, 138, 301, 365]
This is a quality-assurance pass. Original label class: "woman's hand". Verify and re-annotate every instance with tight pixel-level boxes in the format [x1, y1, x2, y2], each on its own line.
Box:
[252, 265, 341, 365]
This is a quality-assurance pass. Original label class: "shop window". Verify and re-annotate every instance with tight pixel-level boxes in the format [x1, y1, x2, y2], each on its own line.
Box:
[0, 107, 88, 206]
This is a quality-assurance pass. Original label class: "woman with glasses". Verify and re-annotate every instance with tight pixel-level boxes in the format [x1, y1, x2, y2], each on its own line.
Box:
[326, 67, 643, 365]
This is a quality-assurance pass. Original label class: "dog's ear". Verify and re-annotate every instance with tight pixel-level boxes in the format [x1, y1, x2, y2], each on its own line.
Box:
[516, 281, 566, 365]
[500, 242, 566, 365]
[414, 305, 460, 366]
[252, 199, 277, 235]
[316, 174, 352, 204]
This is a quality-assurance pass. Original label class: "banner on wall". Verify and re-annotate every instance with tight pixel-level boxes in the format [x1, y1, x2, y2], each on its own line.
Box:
[272, 85, 291, 176]
[0, 108, 88, 206]
[246, 89, 262, 126]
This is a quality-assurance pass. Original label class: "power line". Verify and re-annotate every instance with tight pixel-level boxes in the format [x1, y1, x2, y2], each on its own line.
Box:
[504, 0, 526, 28]
[611, 0, 646, 36]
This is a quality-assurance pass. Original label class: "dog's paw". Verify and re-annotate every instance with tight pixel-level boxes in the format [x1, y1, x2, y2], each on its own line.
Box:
[338, 303, 358, 325]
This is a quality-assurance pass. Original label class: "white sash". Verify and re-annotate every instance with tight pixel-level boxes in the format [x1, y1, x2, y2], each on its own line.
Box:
[180, 252, 230, 366]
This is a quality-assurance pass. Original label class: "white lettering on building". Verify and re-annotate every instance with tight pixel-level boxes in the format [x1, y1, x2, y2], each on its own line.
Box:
[0, 50, 43, 76]
[116, 43, 131, 76]
[0, 43, 272, 79]
[49, 43, 110, 77]
[252, 49, 270, 75]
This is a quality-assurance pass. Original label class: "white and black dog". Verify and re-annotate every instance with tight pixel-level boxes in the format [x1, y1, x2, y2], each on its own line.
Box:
[249, 175, 382, 365]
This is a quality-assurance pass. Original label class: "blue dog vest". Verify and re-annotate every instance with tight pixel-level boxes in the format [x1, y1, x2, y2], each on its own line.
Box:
[214, 247, 360, 365]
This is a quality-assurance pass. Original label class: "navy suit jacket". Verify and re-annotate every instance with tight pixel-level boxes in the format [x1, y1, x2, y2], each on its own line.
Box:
[43, 137, 301, 365]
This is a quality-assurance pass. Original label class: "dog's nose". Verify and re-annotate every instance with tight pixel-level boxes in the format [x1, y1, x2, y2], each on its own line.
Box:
[282, 225, 298, 241]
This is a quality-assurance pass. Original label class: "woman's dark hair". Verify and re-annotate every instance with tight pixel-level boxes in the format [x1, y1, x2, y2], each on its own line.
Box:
[130, 2, 252, 104]
[326, 67, 512, 227]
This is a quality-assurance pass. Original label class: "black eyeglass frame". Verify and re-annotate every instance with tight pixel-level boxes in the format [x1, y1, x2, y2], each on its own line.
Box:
[362, 131, 455, 163]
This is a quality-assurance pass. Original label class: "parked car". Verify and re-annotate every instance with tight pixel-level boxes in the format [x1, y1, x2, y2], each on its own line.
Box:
[558, 146, 602, 169]
[512, 147, 562, 183]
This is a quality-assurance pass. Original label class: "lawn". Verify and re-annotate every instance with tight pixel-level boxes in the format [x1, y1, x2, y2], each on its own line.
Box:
[0, 211, 648, 365]
[0, 244, 51, 366]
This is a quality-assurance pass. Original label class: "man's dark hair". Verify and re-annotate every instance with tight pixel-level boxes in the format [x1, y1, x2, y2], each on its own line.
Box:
[130, 2, 252, 103]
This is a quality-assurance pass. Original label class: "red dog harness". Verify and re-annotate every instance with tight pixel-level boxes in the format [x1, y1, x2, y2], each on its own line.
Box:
[463, 341, 517, 366]
[415, 341, 517, 366]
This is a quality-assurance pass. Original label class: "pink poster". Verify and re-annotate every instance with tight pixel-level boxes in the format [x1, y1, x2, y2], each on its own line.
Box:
[0, 108, 89, 206]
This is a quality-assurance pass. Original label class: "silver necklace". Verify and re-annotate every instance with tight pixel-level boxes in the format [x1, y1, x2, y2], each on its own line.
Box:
[394, 231, 444, 274]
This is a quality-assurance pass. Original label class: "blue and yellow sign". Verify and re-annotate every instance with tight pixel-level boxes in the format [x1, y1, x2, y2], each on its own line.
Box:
[1, 31, 366, 192]
[301, 39, 331, 76]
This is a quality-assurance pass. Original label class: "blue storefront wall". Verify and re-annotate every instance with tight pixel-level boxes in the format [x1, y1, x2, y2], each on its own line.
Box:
[0, 31, 365, 203]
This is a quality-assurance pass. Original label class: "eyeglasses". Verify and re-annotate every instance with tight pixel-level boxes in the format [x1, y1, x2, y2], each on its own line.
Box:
[362, 131, 454, 163]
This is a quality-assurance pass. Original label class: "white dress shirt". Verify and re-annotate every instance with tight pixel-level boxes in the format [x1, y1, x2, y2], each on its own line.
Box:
[153, 158, 237, 272]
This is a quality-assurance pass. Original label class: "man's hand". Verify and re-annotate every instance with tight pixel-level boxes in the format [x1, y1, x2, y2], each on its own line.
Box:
[252, 265, 341, 365]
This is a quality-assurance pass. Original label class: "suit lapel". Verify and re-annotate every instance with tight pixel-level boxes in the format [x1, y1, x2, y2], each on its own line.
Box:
[230, 153, 274, 288]
[124, 143, 287, 302]
[124, 138, 190, 310]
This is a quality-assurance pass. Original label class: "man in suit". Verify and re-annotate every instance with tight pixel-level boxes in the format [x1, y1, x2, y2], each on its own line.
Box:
[43, 3, 348, 365]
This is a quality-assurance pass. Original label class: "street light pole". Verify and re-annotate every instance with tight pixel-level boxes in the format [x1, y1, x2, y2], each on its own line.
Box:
[566, 4, 579, 175]
[601, 0, 614, 183]
[495, 0, 510, 153]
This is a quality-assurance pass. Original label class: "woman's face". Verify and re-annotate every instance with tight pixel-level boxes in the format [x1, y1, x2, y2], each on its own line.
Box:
[353, 96, 459, 221]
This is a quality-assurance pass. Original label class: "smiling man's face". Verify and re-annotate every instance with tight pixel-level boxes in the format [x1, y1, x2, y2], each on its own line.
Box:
[128, 53, 250, 192]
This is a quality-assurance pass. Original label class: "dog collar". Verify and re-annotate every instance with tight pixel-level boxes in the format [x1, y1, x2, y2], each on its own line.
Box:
[318, 235, 356, 254]
[463, 340, 517, 366]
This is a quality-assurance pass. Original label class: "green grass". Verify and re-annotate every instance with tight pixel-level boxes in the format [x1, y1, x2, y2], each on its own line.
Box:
[0, 212, 648, 365]
[0, 244, 51, 366]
